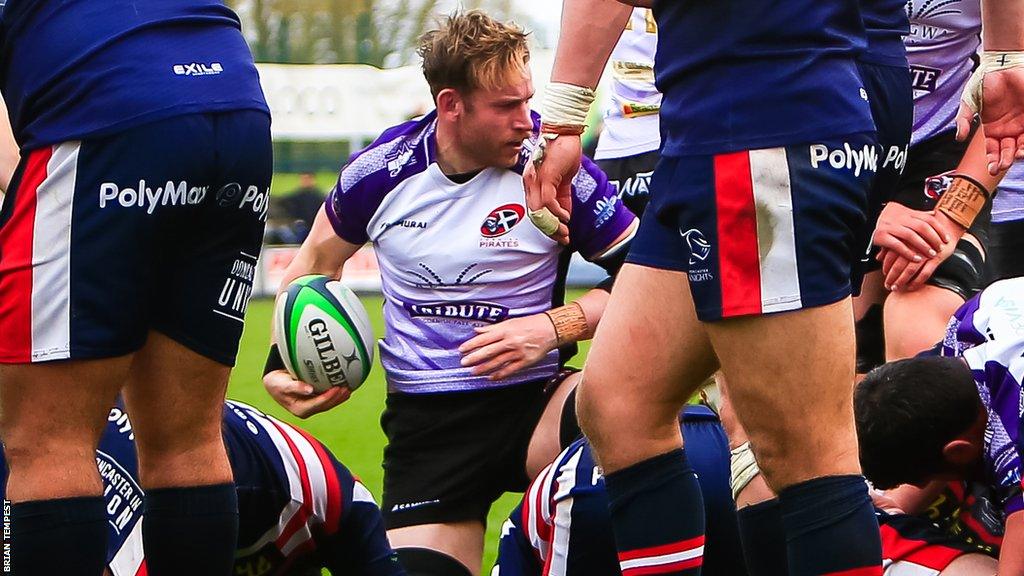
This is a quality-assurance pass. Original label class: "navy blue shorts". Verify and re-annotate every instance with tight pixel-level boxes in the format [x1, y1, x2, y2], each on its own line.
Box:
[627, 133, 878, 321]
[0, 110, 272, 365]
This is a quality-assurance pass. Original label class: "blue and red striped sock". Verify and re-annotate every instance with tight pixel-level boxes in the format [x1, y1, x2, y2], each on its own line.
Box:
[605, 448, 705, 576]
[779, 475, 882, 576]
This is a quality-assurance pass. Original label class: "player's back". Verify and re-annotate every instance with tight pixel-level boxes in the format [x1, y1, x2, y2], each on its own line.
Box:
[652, 0, 874, 156]
[0, 0, 268, 149]
[859, 0, 910, 66]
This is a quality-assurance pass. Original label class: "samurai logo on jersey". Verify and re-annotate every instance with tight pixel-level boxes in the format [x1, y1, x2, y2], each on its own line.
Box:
[481, 204, 525, 238]
[610, 170, 653, 200]
[809, 142, 878, 177]
[593, 196, 620, 227]
[387, 140, 418, 177]
[99, 180, 207, 213]
[403, 301, 510, 323]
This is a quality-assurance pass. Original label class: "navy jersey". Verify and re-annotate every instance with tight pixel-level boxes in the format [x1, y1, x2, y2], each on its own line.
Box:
[860, 0, 911, 66]
[653, 1, 875, 156]
[494, 405, 746, 576]
[0, 401, 404, 576]
[0, 0, 268, 150]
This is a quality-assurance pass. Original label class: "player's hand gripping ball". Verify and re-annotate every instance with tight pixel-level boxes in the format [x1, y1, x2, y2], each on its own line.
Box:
[274, 275, 375, 393]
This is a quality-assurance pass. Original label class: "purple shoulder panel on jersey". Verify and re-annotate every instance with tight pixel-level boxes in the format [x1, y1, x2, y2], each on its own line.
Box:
[325, 114, 436, 244]
[567, 156, 637, 261]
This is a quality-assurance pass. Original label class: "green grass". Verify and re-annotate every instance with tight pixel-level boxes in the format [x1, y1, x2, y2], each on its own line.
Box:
[269, 172, 339, 197]
[228, 292, 592, 573]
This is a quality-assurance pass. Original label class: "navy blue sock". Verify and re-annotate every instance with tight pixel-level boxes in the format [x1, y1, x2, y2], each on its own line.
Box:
[778, 475, 882, 576]
[605, 448, 705, 576]
[737, 499, 788, 576]
[10, 496, 108, 575]
[143, 483, 238, 576]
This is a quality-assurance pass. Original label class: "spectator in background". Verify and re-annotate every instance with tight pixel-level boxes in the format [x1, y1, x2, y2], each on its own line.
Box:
[265, 172, 325, 244]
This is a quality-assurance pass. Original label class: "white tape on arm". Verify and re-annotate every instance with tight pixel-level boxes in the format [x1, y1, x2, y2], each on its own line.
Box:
[961, 51, 1024, 113]
[541, 82, 596, 129]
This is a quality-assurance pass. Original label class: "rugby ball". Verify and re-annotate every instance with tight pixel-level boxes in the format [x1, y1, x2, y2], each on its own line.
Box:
[274, 275, 375, 393]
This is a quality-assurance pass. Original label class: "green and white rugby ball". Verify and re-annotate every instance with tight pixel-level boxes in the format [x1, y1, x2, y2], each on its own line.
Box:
[274, 275, 375, 393]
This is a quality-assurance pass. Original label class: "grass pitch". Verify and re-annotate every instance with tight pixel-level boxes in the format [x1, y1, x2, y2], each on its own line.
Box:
[228, 292, 592, 573]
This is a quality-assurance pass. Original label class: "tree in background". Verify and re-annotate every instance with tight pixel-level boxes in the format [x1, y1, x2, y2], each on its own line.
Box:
[229, 0, 531, 66]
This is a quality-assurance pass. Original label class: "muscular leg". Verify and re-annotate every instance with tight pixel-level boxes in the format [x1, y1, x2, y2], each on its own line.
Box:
[0, 357, 129, 574]
[578, 264, 717, 575]
[708, 298, 882, 575]
[526, 371, 580, 480]
[388, 522, 484, 576]
[122, 331, 236, 576]
[883, 286, 964, 360]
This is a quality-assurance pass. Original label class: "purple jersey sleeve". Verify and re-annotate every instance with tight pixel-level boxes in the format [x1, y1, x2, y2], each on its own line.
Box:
[568, 157, 637, 261]
[325, 115, 435, 244]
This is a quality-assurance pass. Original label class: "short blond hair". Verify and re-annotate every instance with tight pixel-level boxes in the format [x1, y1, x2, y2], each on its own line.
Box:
[418, 10, 530, 100]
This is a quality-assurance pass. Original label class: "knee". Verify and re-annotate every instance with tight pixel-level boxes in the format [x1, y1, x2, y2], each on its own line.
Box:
[576, 376, 680, 455]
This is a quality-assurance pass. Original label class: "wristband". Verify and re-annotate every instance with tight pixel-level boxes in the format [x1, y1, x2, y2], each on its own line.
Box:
[544, 302, 589, 346]
[935, 174, 991, 230]
[961, 51, 1024, 113]
[541, 82, 595, 130]
[540, 122, 586, 136]
[265, 344, 287, 376]
[730, 441, 761, 501]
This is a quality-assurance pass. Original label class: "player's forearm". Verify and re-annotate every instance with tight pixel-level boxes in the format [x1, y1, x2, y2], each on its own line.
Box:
[997, 511, 1024, 575]
[959, 123, 1009, 190]
[982, 0, 1024, 50]
[551, 0, 631, 89]
[568, 288, 610, 342]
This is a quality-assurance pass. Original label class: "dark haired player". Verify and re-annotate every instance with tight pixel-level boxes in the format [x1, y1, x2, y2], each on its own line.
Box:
[855, 277, 1024, 573]
[0, 400, 406, 576]
[0, 1, 271, 574]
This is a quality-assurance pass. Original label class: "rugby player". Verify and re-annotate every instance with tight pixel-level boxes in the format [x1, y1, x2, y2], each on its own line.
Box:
[526, 1, 894, 573]
[0, 400, 405, 576]
[855, 276, 1024, 574]
[263, 12, 637, 576]
[492, 390, 747, 576]
[0, 2, 270, 574]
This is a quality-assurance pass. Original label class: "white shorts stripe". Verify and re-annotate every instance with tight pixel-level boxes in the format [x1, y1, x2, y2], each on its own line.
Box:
[619, 546, 705, 571]
[107, 517, 145, 576]
[748, 147, 802, 314]
[31, 143, 79, 361]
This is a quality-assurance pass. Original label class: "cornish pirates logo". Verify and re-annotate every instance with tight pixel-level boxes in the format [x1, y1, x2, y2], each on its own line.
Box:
[481, 204, 526, 238]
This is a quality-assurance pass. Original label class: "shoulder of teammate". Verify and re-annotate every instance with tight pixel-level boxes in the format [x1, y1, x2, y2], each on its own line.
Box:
[494, 502, 543, 576]
[325, 112, 437, 245]
[944, 278, 1024, 371]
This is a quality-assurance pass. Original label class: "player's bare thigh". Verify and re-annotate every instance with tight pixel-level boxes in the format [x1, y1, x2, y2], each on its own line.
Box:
[0, 356, 129, 501]
[576, 263, 718, 473]
[526, 370, 579, 480]
[122, 331, 232, 489]
[389, 521, 485, 576]
[705, 298, 861, 490]
[937, 553, 998, 575]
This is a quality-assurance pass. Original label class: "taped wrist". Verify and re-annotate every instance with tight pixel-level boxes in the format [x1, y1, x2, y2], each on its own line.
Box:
[544, 302, 589, 346]
[730, 442, 762, 501]
[265, 344, 286, 376]
[541, 82, 595, 131]
[961, 51, 1024, 113]
[935, 174, 991, 230]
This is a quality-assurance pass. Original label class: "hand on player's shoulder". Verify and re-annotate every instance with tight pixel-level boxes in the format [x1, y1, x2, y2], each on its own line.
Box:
[263, 370, 351, 418]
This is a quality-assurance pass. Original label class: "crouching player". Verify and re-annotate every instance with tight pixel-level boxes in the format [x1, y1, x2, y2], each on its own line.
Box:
[0, 400, 406, 576]
[855, 276, 1024, 573]
[493, 373, 748, 576]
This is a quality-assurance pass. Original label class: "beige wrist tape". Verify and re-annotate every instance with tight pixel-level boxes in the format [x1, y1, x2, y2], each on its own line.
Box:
[730, 441, 761, 501]
[544, 302, 589, 346]
[961, 51, 1024, 113]
[935, 174, 990, 230]
[541, 82, 595, 129]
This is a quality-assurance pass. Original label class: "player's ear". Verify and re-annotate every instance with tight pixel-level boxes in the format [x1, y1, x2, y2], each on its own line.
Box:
[941, 438, 981, 467]
[436, 88, 463, 120]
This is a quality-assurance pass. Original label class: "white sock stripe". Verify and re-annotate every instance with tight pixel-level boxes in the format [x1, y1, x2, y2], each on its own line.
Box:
[619, 545, 705, 570]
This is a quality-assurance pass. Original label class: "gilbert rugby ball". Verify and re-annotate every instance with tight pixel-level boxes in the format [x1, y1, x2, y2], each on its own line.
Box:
[274, 275, 375, 393]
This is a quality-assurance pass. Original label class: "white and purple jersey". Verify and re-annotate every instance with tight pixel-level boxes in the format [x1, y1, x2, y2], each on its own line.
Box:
[941, 277, 1024, 516]
[905, 0, 981, 145]
[993, 163, 1024, 224]
[326, 111, 637, 394]
[0, 401, 402, 576]
[594, 8, 661, 161]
